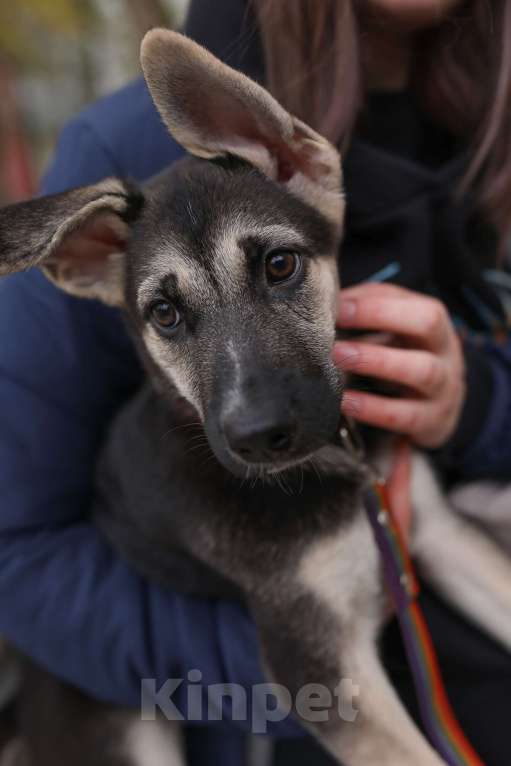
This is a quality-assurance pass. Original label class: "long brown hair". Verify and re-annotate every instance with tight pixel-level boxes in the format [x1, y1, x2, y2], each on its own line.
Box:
[253, 0, 511, 251]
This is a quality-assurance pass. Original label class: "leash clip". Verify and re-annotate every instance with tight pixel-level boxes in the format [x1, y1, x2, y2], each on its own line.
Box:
[338, 415, 366, 461]
[338, 415, 383, 483]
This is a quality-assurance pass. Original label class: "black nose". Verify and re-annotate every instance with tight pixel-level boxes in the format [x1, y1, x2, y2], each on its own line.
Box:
[223, 412, 297, 462]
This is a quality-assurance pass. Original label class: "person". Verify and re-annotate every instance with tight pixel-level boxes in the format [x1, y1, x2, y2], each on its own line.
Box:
[1, 1, 511, 764]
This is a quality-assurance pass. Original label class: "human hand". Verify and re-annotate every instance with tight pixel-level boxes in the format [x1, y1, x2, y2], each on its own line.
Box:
[333, 283, 465, 448]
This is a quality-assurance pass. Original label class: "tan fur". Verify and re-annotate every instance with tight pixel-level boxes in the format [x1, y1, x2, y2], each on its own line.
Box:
[212, 220, 312, 289]
[126, 720, 184, 766]
[324, 638, 444, 766]
[211, 219, 249, 289]
[143, 325, 203, 415]
[137, 251, 211, 313]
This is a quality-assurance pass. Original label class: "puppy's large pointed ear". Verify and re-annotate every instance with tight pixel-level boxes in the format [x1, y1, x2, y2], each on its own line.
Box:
[0, 179, 143, 305]
[141, 29, 343, 227]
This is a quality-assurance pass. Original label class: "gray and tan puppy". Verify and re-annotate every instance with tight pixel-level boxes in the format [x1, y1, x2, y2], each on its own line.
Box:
[1, 30, 511, 766]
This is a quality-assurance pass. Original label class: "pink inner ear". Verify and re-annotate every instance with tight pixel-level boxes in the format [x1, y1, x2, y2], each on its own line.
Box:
[56, 213, 128, 265]
[266, 127, 325, 185]
[184, 86, 302, 182]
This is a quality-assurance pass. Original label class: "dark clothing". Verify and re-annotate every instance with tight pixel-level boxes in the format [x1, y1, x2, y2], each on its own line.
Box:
[0, 1, 510, 765]
[187, 0, 511, 479]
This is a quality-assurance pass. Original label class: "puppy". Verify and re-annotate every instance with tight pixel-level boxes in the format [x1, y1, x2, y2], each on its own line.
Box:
[1, 30, 511, 766]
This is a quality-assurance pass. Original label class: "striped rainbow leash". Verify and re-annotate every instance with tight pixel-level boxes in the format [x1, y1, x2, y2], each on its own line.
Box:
[365, 482, 485, 766]
[339, 418, 486, 766]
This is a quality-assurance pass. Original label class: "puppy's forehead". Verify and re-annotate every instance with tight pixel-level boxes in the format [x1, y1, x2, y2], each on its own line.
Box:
[136, 212, 306, 309]
[133, 155, 339, 308]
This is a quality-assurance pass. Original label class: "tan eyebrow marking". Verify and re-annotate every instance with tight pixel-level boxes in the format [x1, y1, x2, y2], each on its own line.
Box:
[137, 248, 211, 311]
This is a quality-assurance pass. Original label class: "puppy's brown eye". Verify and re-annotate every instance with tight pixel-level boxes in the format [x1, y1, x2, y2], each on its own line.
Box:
[150, 301, 180, 330]
[265, 251, 301, 285]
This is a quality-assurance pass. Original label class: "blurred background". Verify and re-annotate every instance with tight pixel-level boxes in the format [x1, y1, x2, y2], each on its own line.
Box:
[0, 0, 190, 204]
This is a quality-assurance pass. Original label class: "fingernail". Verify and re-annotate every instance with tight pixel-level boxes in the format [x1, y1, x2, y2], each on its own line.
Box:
[338, 300, 357, 322]
[333, 343, 359, 365]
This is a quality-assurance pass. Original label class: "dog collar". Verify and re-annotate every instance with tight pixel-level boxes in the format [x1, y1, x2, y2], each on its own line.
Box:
[339, 417, 486, 766]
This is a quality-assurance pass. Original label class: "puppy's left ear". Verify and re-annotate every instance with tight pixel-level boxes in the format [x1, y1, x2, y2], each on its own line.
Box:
[141, 29, 343, 227]
[0, 179, 143, 305]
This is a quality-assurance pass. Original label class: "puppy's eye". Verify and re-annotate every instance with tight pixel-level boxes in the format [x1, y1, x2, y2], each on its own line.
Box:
[150, 301, 181, 331]
[265, 251, 301, 285]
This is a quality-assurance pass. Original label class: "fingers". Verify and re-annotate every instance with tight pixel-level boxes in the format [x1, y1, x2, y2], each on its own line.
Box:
[341, 389, 457, 447]
[337, 285, 451, 352]
[333, 341, 446, 396]
[334, 284, 465, 447]
[342, 390, 421, 433]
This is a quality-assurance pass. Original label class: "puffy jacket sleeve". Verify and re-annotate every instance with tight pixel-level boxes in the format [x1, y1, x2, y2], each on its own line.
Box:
[0, 118, 302, 737]
[444, 337, 511, 479]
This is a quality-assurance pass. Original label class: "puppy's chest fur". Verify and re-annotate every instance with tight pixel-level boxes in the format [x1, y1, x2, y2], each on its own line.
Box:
[94, 384, 370, 603]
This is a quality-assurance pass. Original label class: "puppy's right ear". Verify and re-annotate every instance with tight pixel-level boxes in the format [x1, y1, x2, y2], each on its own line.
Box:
[0, 179, 143, 306]
[141, 29, 343, 228]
